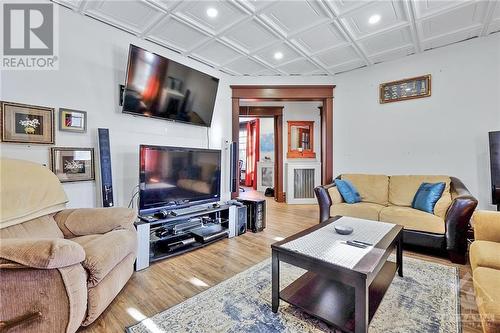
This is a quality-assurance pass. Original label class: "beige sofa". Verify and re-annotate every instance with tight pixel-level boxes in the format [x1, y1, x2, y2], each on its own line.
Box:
[0, 159, 137, 332]
[315, 174, 477, 263]
[469, 211, 500, 333]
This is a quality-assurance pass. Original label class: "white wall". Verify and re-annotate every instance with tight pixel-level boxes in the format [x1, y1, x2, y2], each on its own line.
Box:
[0, 8, 232, 208]
[232, 34, 500, 209]
[1, 6, 498, 211]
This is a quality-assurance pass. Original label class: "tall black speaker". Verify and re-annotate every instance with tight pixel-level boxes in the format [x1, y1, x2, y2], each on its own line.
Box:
[98, 128, 114, 207]
[489, 131, 500, 210]
[229, 141, 238, 193]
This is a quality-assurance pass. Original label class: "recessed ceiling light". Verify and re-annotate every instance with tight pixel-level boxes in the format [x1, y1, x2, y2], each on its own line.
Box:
[368, 14, 381, 24]
[274, 52, 283, 60]
[206, 7, 218, 18]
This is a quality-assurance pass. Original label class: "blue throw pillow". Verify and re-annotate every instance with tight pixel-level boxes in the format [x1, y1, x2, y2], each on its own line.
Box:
[412, 182, 446, 214]
[335, 179, 361, 204]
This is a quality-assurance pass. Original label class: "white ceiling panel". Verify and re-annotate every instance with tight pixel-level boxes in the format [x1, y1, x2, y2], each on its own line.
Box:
[292, 23, 348, 54]
[241, 0, 276, 12]
[259, 0, 331, 36]
[340, 1, 408, 39]
[221, 18, 280, 53]
[147, 17, 209, 52]
[254, 42, 301, 66]
[224, 57, 268, 75]
[326, 0, 369, 16]
[413, 0, 470, 19]
[369, 46, 414, 64]
[52, 0, 499, 76]
[314, 45, 360, 68]
[85, 0, 163, 34]
[148, 0, 181, 11]
[191, 41, 243, 67]
[419, 1, 488, 39]
[173, 1, 247, 34]
[358, 27, 413, 55]
[422, 26, 482, 50]
[278, 58, 320, 75]
[328, 59, 366, 74]
[254, 68, 280, 76]
[486, 2, 500, 34]
[488, 20, 500, 34]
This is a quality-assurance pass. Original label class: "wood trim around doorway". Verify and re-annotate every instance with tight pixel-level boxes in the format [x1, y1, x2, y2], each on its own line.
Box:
[231, 85, 335, 202]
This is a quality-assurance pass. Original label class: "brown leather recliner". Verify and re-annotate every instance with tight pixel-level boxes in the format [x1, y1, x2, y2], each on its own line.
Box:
[0, 159, 137, 332]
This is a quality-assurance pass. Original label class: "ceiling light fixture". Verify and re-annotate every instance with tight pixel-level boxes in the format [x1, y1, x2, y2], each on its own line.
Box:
[274, 52, 283, 60]
[206, 7, 218, 18]
[368, 14, 381, 24]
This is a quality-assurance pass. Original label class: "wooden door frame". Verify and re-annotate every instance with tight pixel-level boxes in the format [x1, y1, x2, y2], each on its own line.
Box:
[231, 85, 335, 201]
[240, 106, 284, 202]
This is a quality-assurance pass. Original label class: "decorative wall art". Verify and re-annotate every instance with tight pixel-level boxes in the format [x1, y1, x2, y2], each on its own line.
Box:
[59, 108, 87, 133]
[1, 101, 54, 144]
[379, 74, 431, 104]
[50, 147, 95, 182]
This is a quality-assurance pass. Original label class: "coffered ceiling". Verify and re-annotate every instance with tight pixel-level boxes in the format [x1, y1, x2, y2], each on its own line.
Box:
[52, 0, 500, 76]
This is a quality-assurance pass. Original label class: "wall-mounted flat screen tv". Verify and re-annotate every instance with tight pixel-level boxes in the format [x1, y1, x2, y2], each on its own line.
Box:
[123, 45, 219, 127]
[139, 145, 221, 213]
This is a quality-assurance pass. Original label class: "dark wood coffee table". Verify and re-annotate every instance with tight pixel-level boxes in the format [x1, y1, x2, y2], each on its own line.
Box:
[271, 216, 403, 333]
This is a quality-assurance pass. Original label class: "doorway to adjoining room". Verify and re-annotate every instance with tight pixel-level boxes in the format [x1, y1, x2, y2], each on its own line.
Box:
[239, 116, 275, 198]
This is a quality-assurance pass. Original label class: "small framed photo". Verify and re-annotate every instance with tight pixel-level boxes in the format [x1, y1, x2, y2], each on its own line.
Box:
[1, 101, 55, 144]
[59, 108, 87, 132]
[50, 147, 95, 182]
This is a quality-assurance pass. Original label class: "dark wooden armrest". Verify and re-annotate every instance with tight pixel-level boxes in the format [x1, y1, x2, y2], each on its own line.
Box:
[445, 177, 478, 263]
[314, 183, 336, 224]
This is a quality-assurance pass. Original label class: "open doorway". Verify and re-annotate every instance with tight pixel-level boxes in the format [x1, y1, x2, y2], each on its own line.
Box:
[231, 85, 335, 203]
[238, 107, 283, 202]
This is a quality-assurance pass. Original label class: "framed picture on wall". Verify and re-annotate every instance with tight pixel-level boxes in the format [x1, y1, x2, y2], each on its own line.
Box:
[59, 108, 87, 133]
[379, 74, 431, 104]
[1, 101, 55, 144]
[50, 147, 95, 182]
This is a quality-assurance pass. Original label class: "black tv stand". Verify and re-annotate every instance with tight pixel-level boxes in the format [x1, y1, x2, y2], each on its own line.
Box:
[135, 204, 232, 270]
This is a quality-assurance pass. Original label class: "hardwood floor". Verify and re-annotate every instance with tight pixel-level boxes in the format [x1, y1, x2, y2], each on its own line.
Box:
[80, 191, 483, 333]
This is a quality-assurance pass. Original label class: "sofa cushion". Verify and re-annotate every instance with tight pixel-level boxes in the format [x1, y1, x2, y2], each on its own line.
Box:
[335, 179, 361, 204]
[331, 202, 385, 221]
[472, 267, 500, 333]
[389, 175, 452, 218]
[470, 240, 500, 272]
[412, 182, 446, 214]
[379, 206, 445, 234]
[341, 174, 389, 206]
[72, 229, 136, 287]
[327, 186, 343, 204]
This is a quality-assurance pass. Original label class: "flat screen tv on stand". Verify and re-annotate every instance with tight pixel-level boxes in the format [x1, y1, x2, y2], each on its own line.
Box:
[138, 145, 221, 216]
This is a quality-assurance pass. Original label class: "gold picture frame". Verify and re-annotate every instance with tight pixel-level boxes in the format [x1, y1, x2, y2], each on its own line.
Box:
[50, 147, 95, 183]
[1, 101, 55, 144]
[59, 108, 87, 133]
[379, 74, 431, 104]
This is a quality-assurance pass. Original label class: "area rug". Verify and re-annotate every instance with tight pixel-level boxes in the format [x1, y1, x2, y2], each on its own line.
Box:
[126, 256, 461, 333]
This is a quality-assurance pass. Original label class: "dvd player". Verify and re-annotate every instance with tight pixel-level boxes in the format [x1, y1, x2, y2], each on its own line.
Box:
[189, 223, 228, 243]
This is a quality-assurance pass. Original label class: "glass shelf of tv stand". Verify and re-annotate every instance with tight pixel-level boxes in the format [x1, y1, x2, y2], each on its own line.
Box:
[146, 203, 231, 227]
[149, 218, 230, 262]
